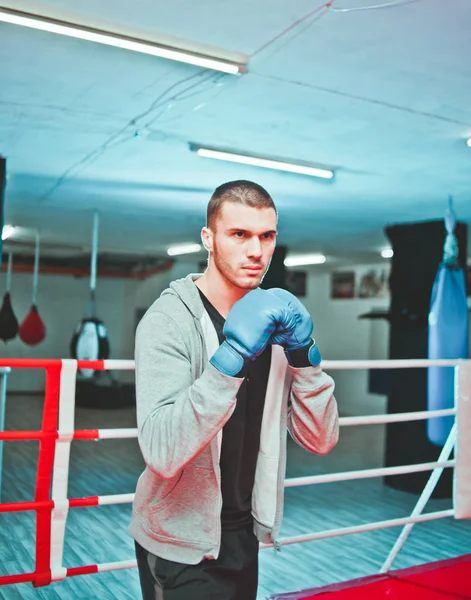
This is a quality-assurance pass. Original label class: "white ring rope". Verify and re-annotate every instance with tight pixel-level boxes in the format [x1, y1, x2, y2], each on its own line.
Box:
[83, 408, 455, 442]
[321, 358, 462, 370]
[285, 460, 455, 487]
[339, 408, 455, 427]
[259, 510, 455, 549]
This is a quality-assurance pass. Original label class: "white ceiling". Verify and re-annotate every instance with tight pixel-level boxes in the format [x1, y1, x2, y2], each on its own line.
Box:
[1, 0, 471, 263]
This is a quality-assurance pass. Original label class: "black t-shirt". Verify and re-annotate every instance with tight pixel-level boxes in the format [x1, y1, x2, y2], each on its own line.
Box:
[198, 289, 272, 530]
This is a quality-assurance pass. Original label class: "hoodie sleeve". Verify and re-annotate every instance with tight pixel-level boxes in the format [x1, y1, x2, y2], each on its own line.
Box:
[135, 310, 244, 479]
[287, 365, 339, 455]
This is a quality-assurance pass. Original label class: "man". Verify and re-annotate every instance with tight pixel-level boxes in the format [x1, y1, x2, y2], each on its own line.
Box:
[129, 180, 339, 599]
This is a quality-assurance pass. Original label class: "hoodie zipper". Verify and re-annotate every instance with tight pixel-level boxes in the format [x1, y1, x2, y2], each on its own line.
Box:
[192, 280, 280, 556]
[171, 278, 224, 559]
[271, 389, 289, 553]
[195, 313, 223, 559]
[214, 434, 223, 556]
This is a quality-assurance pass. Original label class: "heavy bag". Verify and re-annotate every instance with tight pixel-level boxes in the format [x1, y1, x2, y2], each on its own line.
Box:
[19, 304, 46, 346]
[0, 291, 19, 342]
[427, 266, 468, 445]
[70, 317, 110, 378]
[427, 208, 469, 446]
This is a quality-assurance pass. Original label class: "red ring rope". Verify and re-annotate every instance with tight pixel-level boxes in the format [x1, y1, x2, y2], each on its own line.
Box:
[0, 429, 100, 441]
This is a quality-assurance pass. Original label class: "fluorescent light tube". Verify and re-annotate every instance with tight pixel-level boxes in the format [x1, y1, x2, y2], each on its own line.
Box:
[1, 225, 16, 240]
[167, 243, 202, 256]
[193, 147, 334, 180]
[0, 9, 244, 75]
[381, 248, 393, 258]
[467, 139, 471, 148]
[284, 254, 326, 267]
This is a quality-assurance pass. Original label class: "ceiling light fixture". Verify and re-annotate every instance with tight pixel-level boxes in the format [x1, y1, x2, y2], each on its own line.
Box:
[190, 144, 334, 180]
[381, 248, 394, 258]
[167, 243, 202, 256]
[1, 225, 16, 241]
[0, 8, 245, 75]
[284, 254, 326, 267]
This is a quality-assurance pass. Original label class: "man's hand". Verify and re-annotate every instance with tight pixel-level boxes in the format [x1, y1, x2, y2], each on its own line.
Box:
[210, 288, 297, 377]
[267, 288, 322, 366]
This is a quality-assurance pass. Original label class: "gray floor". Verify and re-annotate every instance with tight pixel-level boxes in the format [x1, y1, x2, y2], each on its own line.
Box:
[0, 393, 469, 600]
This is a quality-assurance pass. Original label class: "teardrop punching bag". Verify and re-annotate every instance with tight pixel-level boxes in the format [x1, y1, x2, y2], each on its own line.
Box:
[0, 253, 19, 342]
[427, 199, 469, 446]
[19, 232, 46, 346]
[70, 212, 110, 378]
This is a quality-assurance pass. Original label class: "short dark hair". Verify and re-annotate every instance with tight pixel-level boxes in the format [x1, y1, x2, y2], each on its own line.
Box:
[207, 180, 277, 230]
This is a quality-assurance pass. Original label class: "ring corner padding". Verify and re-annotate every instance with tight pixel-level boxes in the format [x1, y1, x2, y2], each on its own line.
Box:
[454, 362, 471, 519]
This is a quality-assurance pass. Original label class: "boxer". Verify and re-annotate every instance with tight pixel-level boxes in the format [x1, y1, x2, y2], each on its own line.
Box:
[129, 180, 339, 600]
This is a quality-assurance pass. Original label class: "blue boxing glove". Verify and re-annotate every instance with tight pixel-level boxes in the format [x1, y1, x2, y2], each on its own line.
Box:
[267, 288, 322, 366]
[210, 288, 297, 377]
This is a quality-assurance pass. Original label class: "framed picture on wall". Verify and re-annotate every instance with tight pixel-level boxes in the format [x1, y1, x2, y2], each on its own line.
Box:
[285, 271, 307, 297]
[357, 268, 389, 298]
[331, 271, 355, 299]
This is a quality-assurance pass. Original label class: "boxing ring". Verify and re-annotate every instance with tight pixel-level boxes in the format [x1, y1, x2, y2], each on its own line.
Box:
[0, 357, 469, 598]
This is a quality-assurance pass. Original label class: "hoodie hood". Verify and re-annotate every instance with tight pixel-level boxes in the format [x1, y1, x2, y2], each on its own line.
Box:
[162, 273, 204, 319]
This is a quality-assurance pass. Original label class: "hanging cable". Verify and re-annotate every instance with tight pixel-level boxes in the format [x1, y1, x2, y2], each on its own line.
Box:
[89, 211, 99, 316]
[38, 69, 216, 202]
[32, 231, 40, 307]
[97, 70, 220, 151]
[251, 0, 425, 59]
[329, 0, 424, 12]
[6, 252, 13, 294]
[251, 2, 331, 58]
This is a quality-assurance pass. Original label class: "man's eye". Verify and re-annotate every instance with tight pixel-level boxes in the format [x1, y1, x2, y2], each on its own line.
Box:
[234, 232, 244, 238]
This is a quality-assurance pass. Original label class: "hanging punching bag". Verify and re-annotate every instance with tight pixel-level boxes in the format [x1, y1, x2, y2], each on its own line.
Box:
[427, 198, 469, 446]
[0, 253, 19, 342]
[70, 314, 110, 375]
[70, 212, 110, 378]
[19, 232, 46, 346]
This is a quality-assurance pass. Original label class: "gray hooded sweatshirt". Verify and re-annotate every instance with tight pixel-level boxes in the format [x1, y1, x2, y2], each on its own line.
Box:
[128, 274, 339, 564]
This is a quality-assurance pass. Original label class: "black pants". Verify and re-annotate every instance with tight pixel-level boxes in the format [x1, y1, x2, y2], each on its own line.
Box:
[135, 525, 259, 600]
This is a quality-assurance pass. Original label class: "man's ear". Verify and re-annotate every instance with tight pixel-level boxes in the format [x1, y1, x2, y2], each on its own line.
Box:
[201, 227, 213, 252]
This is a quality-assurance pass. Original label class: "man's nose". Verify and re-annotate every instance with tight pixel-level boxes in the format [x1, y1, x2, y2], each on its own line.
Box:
[247, 236, 262, 258]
